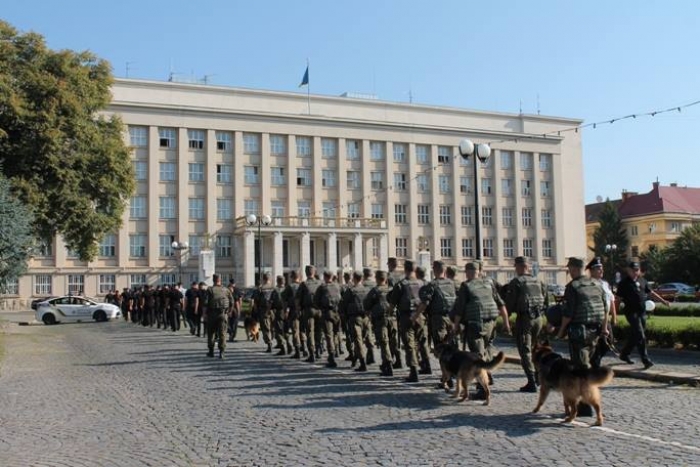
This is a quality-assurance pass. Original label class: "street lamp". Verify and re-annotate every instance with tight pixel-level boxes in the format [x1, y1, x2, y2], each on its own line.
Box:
[459, 139, 491, 259]
[605, 243, 617, 284]
[246, 214, 273, 286]
[171, 240, 189, 283]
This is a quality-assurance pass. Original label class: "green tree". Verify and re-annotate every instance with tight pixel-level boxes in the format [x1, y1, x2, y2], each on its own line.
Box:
[0, 21, 134, 261]
[640, 246, 671, 283]
[591, 199, 629, 284]
[0, 172, 34, 293]
[662, 224, 700, 286]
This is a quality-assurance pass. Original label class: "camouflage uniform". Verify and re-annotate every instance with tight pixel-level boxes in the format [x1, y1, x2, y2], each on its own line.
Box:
[454, 277, 504, 362]
[253, 283, 276, 352]
[340, 282, 372, 371]
[296, 276, 324, 361]
[563, 276, 607, 369]
[419, 278, 457, 345]
[283, 281, 302, 358]
[206, 284, 233, 357]
[314, 280, 343, 367]
[389, 276, 430, 378]
[364, 283, 398, 374]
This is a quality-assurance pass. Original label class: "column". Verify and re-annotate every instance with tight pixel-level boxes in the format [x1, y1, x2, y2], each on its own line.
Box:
[379, 233, 388, 272]
[301, 232, 311, 269]
[273, 231, 284, 280]
[326, 232, 338, 273]
[243, 231, 255, 287]
[353, 232, 363, 270]
[147, 126, 160, 268]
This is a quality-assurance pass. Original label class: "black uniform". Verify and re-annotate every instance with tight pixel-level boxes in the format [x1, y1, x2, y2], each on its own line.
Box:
[616, 275, 652, 366]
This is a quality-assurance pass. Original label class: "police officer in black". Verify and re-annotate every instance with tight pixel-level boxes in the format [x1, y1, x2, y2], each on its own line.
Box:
[616, 260, 669, 369]
[185, 281, 200, 336]
[169, 284, 184, 331]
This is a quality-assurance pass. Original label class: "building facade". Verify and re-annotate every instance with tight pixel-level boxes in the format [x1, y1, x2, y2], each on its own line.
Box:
[6, 78, 586, 304]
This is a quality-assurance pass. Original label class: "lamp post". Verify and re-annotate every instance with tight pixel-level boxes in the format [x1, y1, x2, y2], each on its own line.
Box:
[246, 214, 272, 286]
[459, 139, 491, 260]
[605, 243, 617, 284]
[171, 240, 189, 283]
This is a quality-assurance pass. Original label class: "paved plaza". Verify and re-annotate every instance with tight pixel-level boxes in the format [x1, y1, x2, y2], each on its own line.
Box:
[0, 318, 698, 467]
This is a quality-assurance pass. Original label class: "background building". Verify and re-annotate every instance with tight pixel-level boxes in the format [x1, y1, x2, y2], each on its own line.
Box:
[7, 78, 586, 304]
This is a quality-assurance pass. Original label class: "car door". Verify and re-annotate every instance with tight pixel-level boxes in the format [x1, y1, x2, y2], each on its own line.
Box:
[52, 297, 77, 322]
[75, 298, 94, 319]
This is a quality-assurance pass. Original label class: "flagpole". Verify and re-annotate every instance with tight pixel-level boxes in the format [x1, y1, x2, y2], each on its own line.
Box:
[306, 59, 311, 115]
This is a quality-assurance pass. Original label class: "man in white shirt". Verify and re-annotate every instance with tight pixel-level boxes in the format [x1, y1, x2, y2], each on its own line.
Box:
[587, 257, 617, 368]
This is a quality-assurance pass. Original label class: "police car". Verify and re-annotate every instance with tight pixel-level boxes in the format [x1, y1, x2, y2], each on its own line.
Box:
[34, 295, 121, 325]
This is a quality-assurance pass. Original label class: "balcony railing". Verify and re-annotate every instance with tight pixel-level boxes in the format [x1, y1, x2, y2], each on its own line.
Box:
[234, 216, 386, 230]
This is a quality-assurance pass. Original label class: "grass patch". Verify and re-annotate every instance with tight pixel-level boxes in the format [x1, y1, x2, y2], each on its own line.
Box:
[614, 315, 700, 350]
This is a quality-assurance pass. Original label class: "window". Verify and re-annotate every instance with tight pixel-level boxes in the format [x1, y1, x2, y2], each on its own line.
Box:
[297, 168, 312, 186]
[521, 179, 532, 196]
[631, 245, 639, 257]
[133, 161, 147, 180]
[670, 222, 681, 233]
[189, 163, 205, 182]
[270, 134, 286, 155]
[66, 246, 80, 259]
[540, 180, 551, 197]
[130, 196, 147, 219]
[393, 143, 407, 162]
[346, 171, 360, 189]
[370, 141, 385, 161]
[439, 175, 450, 193]
[416, 174, 429, 192]
[265, 166, 284, 186]
[346, 140, 361, 160]
[188, 198, 205, 220]
[347, 203, 360, 219]
[129, 126, 148, 147]
[440, 238, 453, 258]
[68, 275, 84, 295]
[322, 202, 337, 219]
[648, 222, 656, 233]
[159, 235, 175, 257]
[395, 237, 408, 258]
[523, 238, 534, 258]
[371, 237, 380, 259]
[500, 151, 512, 169]
[216, 131, 232, 151]
[522, 208, 532, 227]
[298, 201, 311, 218]
[188, 129, 205, 149]
[217, 198, 232, 220]
[459, 150, 471, 166]
[243, 166, 260, 185]
[35, 275, 52, 295]
[158, 128, 176, 148]
[243, 133, 260, 154]
[539, 153, 551, 171]
[99, 234, 116, 257]
[159, 162, 176, 181]
[482, 207, 493, 226]
[130, 235, 147, 257]
[159, 197, 176, 219]
[483, 238, 494, 258]
[440, 205, 452, 225]
[501, 178, 513, 196]
[99, 275, 116, 294]
[502, 207, 513, 227]
[394, 204, 408, 224]
[630, 225, 638, 236]
[271, 200, 285, 218]
[322, 170, 337, 187]
[461, 238, 474, 258]
[370, 172, 384, 190]
[520, 152, 533, 170]
[216, 164, 231, 183]
[394, 173, 407, 191]
[36, 239, 53, 257]
[129, 274, 147, 288]
[188, 235, 202, 256]
[416, 145, 429, 164]
[216, 236, 232, 257]
[296, 136, 312, 157]
[321, 138, 337, 158]
[160, 273, 177, 285]
[541, 209, 552, 228]
[417, 204, 430, 224]
[438, 146, 451, 164]
[244, 199, 259, 216]
[459, 177, 472, 195]
[542, 239, 553, 258]
[481, 178, 492, 195]
[461, 206, 473, 226]
[4, 278, 18, 295]
[503, 239, 514, 258]
[371, 203, 384, 219]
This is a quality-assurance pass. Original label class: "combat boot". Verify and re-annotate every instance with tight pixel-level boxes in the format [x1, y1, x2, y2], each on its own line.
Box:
[419, 360, 432, 375]
[344, 353, 355, 362]
[305, 353, 316, 363]
[326, 354, 338, 368]
[276, 346, 287, 356]
[290, 347, 301, 359]
[206, 349, 214, 358]
[473, 383, 487, 400]
[355, 358, 367, 372]
[286, 342, 293, 355]
[266, 343, 272, 353]
[366, 348, 375, 365]
[577, 402, 594, 417]
[380, 362, 393, 377]
[219, 350, 225, 360]
[519, 380, 538, 393]
[392, 355, 403, 370]
[405, 366, 419, 383]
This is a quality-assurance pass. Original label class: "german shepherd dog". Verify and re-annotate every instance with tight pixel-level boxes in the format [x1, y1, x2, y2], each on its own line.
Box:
[434, 342, 506, 406]
[244, 316, 260, 343]
[532, 342, 614, 426]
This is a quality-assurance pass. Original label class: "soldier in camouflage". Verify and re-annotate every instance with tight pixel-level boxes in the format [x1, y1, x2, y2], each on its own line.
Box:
[205, 274, 233, 359]
[253, 273, 276, 353]
[340, 271, 372, 372]
[416, 261, 456, 347]
[314, 270, 343, 368]
[296, 265, 324, 363]
[364, 270, 398, 376]
[283, 270, 304, 359]
[270, 275, 290, 355]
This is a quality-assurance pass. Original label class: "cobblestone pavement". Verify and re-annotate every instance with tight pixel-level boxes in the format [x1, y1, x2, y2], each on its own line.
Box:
[0, 321, 699, 467]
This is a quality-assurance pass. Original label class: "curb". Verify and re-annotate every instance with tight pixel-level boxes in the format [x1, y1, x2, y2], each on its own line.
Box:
[504, 354, 700, 388]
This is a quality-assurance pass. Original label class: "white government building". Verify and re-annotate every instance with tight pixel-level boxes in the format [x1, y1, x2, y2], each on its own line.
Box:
[7, 78, 586, 304]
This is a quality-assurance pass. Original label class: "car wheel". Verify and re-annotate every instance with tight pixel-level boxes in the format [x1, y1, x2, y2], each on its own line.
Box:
[94, 310, 107, 322]
[42, 314, 57, 325]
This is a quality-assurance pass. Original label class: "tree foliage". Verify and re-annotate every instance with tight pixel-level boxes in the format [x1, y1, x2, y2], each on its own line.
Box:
[0, 20, 134, 261]
[640, 246, 670, 283]
[591, 200, 629, 284]
[0, 172, 34, 292]
[662, 224, 700, 285]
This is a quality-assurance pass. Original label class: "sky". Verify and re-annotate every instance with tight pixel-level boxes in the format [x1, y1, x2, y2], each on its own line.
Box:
[3, 0, 700, 203]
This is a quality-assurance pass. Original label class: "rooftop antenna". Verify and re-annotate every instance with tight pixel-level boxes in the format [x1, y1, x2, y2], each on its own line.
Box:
[201, 74, 216, 84]
[537, 93, 541, 115]
[519, 99, 523, 115]
[408, 88, 413, 104]
[125, 61, 135, 78]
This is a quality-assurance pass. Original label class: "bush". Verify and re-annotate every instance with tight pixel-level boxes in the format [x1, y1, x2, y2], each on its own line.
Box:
[650, 305, 700, 317]
[613, 315, 700, 350]
[675, 294, 698, 303]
